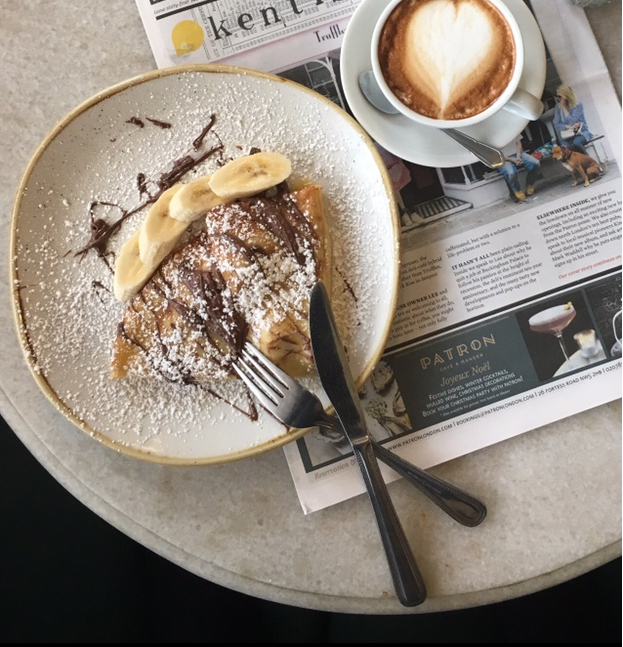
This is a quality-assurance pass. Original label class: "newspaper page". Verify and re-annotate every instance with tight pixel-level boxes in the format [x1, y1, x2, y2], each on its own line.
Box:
[135, 0, 622, 514]
[134, 0, 359, 70]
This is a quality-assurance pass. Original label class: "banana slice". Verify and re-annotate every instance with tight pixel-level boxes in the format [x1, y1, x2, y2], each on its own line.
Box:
[168, 176, 226, 223]
[113, 230, 155, 301]
[138, 184, 188, 267]
[208, 152, 292, 199]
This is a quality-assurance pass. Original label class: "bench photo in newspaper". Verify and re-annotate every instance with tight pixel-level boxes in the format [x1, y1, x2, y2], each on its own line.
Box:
[135, 0, 622, 514]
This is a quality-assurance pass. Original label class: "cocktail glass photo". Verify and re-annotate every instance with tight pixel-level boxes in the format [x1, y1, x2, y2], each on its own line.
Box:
[528, 302, 577, 362]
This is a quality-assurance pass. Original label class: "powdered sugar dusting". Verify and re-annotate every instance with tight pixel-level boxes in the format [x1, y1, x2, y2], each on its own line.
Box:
[11, 69, 399, 463]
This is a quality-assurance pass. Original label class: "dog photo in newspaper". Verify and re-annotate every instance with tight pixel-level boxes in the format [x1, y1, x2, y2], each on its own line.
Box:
[551, 144, 608, 187]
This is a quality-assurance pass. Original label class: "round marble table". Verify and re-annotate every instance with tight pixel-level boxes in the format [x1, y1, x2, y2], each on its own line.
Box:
[0, 0, 620, 614]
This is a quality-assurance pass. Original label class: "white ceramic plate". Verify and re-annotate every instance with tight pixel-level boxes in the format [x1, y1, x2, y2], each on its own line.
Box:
[340, 0, 547, 167]
[10, 65, 400, 465]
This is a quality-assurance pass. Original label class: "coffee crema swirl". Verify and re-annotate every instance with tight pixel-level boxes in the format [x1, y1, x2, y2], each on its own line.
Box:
[378, 0, 516, 121]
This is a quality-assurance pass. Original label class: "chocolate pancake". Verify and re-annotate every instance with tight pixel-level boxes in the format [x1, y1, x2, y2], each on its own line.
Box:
[111, 183, 331, 383]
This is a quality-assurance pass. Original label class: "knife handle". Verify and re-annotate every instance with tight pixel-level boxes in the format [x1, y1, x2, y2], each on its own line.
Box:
[372, 443, 487, 527]
[353, 441, 427, 607]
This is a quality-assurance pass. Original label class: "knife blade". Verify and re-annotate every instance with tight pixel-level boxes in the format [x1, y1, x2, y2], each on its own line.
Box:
[309, 280, 427, 607]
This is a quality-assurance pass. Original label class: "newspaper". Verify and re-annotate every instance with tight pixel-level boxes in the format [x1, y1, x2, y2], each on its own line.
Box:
[135, 0, 359, 70]
[135, 0, 622, 514]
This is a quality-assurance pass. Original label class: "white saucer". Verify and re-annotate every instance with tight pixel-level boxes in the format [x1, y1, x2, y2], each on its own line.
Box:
[340, 0, 547, 168]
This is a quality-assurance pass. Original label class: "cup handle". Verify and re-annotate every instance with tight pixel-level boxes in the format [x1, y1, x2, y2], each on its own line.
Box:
[502, 88, 544, 121]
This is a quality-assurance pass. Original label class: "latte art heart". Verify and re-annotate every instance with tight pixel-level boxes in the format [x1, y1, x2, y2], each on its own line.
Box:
[378, 0, 517, 121]
[405, 3, 494, 113]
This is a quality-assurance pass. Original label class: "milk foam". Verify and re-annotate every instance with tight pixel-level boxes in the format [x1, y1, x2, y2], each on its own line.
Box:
[378, 0, 516, 121]
[405, 2, 494, 112]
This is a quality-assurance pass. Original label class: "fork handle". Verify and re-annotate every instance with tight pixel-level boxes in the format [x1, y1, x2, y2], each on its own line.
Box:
[353, 440, 427, 607]
[319, 416, 487, 527]
[372, 442, 487, 527]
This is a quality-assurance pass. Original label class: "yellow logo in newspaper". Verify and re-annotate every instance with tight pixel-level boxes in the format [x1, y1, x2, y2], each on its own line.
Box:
[171, 20, 205, 56]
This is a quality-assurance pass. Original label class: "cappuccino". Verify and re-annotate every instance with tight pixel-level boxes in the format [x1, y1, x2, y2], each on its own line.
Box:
[377, 0, 517, 121]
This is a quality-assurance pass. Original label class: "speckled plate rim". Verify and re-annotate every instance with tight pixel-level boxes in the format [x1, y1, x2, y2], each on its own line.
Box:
[9, 63, 401, 466]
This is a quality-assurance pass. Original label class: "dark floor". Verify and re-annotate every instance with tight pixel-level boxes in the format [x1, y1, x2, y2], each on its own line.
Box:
[1, 417, 620, 643]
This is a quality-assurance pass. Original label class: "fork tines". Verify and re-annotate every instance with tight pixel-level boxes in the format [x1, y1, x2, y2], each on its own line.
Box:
[233, 343, 289, 407]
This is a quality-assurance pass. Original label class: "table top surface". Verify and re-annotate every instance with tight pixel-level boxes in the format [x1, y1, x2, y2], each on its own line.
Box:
[0, 0, 620, 614]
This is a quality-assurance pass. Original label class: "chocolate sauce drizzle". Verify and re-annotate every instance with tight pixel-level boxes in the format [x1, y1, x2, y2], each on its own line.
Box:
[118, 252, 258, 420]
[125, 116, 172, 129]
[91, 280, 111, 304]
[74, 114, 222, 260]
[126, 116, 144, 128]
[137, 173, 148, 199]
[178, 256, 249, 355]
[146, 117, 172, 129]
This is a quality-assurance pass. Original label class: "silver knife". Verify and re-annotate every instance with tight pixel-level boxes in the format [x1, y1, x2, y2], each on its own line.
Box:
[309, 280, 427, 607]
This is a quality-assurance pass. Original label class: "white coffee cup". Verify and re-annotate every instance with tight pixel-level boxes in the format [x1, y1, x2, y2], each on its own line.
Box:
[370, 0, 543, 129]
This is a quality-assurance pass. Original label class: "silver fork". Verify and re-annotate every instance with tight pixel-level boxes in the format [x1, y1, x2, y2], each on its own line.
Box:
[234, 343, 486, 527]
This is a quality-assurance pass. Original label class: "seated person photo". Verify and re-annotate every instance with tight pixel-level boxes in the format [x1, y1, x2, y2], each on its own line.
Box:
[497, 138, 541, 202]
[553, 84, 594, 155]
